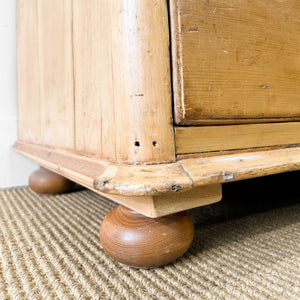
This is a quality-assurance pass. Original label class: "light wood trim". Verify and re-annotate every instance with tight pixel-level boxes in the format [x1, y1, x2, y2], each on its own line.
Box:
[175, 123, 300, 154]
[12, 141, 220, 217]
[11, 141, 300, 215]
[13, 140, 300, 196]
[169, 0, 184, 124]
[12, 141, 192, 196]
[180, 148, 300, 187]
[12, 141, 109, 189]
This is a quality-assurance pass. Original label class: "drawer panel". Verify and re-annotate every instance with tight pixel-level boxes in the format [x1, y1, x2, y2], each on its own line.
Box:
[170, 0, 300, 125]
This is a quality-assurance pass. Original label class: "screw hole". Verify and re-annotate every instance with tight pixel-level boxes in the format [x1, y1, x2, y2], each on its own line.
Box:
[135, 141, 140, 147]
[153, 141, 158, 147]
[171, 185, 181, 192]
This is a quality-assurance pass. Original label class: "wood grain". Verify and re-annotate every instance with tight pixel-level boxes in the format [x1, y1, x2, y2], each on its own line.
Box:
[175, 122, 300, 154]
[17, 0, 74, 149]
[100, 206, 194, 268]
[170, 0, 300, 124]
[109, 0, 175, 163]
[181, 149, 300, 187]
[176, 145, 296, 160]
[73, 0, 116, 160]
[18, 0, 175, 163]
[17, 0, 41, 143]
[37, 0, 74, 149]
[72, 0, 175, 163]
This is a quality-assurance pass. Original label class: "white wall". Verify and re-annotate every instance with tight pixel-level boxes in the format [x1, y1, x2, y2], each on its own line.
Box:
[0, 0, 37, 188]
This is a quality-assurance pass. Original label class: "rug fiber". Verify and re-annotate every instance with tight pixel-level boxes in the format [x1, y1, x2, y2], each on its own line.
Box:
[0, 173, 299, 299]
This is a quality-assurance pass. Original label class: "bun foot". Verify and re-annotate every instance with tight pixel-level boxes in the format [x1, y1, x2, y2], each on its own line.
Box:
[100, 206, 194, 268]
[29, 167, 75, 195]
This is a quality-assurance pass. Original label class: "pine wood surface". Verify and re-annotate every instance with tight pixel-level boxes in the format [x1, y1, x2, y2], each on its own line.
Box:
[17, 0, 74, 149]
[170, 0, 300, 125]
[175, 122, 300, 154]
[72, 0, 115, 159]
[99, 206, 194, 268]
[17, 0, 41, 144]
[17, 0, 175, 164]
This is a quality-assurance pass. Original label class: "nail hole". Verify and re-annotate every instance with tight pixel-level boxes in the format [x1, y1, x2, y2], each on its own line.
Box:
[153, 141, 158, 147]
[135, 141, 140, 147]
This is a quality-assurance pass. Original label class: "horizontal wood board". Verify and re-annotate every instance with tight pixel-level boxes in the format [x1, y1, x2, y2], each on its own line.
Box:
[170, 0, 300, 124]
[175, 122, 300, 154]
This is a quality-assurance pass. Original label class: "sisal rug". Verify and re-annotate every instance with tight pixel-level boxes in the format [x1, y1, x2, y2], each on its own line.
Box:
[0, 173, 299, 300]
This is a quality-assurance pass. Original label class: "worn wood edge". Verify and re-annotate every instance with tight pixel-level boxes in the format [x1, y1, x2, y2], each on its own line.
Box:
[169, 0, 185, 124]
[110, 0, 176, 164]
[12, 140, 300, 198]
[12, 141, 109, 189]
[93, 162, 193, 195]
[12, 141, 220, 217]
[180, 147, 300, 187]
[11, 141, 192, 196]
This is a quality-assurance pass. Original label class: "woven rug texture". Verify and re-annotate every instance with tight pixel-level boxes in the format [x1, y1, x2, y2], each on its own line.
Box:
[0, 173, 299, 300]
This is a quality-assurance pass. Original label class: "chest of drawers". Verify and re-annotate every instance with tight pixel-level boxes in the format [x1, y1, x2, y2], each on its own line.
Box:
[13, 0, 300, 268]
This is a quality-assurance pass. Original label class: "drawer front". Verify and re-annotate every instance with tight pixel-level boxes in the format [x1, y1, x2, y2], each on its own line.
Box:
[170, 0, 300, 125]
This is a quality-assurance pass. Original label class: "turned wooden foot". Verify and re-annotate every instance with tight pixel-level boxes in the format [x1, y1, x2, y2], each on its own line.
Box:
[29, 167, 75, 195]
[100, 206, 194, 268]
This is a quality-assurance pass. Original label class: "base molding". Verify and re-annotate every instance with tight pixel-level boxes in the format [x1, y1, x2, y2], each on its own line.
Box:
[13, 140, 300, 216]
[103, 184, 221, 217]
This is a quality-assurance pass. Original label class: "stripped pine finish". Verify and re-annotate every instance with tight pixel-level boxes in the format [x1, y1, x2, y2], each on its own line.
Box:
[73, 0, 115, 160]
[17, 0, 41, 143]
[18, 0, 175, 164]
[15, 0, 300, 268]
[18, 0, 74, 149]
